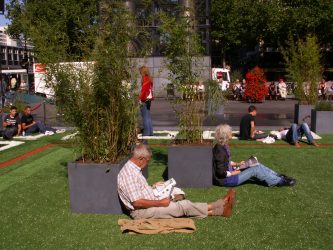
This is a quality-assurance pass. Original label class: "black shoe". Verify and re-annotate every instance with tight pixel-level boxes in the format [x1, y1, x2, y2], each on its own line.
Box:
[278, 174, 296, 182]
[277, 177, 296, 187]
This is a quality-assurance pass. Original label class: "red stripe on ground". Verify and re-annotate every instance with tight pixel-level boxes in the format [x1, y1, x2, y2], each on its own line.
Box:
[0, 144, 55, 169]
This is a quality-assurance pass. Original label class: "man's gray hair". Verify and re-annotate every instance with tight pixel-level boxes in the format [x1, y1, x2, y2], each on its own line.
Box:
[132, 144, 152, 159]
[215, 124, 232, 145]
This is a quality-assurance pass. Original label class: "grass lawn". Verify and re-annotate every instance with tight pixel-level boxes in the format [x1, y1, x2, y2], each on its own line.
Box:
[0, 134, 332, 249]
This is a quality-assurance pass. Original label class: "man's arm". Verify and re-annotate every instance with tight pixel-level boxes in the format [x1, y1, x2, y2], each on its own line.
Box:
[132, 198, 171, 209]
[21, 121, 36, 130]
[17, 124, 21, 136]
[250, 121, 256, 138]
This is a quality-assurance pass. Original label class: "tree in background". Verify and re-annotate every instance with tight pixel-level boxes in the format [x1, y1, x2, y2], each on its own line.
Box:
[211, 0, 333, 68]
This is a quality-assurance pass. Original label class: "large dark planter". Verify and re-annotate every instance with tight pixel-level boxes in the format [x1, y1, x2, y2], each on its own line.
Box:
[68, 161, 148, 214]
[294, 104, 314, 125]
[168, 145, 212, 188]
[68, 162, 124, 214]
[311, 110, 333, 134]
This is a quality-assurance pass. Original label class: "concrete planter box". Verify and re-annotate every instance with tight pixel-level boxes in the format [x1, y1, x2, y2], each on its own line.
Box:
[68, 160, 148, 214]
[294, 104, 314, 125]
[168, 145, 212, 188]
[311, 110, 333, 134]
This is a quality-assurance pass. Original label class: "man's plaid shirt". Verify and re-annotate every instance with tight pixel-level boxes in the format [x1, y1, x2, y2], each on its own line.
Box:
[117, 160, 158, 210]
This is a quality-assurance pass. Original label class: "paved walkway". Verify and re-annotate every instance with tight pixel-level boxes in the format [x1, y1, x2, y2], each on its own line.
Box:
[150, 98, 298, 130]
[30, 97, 299, 131]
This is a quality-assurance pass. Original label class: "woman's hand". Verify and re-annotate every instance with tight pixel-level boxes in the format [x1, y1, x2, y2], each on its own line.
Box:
[230, 170, 241, 176]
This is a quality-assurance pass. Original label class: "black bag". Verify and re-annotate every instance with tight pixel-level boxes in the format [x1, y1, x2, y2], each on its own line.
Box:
[3, 127, 17, 140]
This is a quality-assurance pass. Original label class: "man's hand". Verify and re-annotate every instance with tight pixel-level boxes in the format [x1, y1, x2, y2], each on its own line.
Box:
[159, 198, 171, 207]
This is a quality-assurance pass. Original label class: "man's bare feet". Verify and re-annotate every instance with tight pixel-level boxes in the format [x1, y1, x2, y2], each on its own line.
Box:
[294, 142, 301, 147]
[310, 141, 319, 147]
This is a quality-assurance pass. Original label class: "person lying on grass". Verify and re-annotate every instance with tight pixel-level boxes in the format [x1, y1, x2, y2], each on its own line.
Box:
[118, 144, 236, 220]
[213, 124, 296, 187]
[272, 122, 319, 147]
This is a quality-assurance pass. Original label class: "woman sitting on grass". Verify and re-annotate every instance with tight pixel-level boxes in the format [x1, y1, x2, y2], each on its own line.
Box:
[213, 124, 296, 187]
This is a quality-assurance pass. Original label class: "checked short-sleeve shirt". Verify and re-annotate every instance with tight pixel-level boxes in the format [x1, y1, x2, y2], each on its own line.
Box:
[117, 160, 157, 210]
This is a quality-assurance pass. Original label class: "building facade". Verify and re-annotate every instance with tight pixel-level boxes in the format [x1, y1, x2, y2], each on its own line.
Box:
[0, 26, 35, 92]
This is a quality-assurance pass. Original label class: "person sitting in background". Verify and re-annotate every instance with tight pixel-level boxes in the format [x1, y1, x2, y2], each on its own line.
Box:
[278, 78, 287, 100]
[118, 144, 237, 219]
[233, 79, 242, 101]
[2, 106, 21, 139]
[239, 105, 268, 140]
[319, 78, 326, 100]
[274, 123, 319, 147]
[268, 82, 277, 100]
[240, 79, 246, 99]
[213, 124, 296, 187]
[21, 105, 62, 135]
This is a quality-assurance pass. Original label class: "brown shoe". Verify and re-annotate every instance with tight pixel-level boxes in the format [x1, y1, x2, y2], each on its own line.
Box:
[224, 189, 236, 208]
[222, 189, 237, 218]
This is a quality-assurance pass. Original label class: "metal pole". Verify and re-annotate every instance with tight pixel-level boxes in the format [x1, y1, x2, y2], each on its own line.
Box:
[0, 44, 4, 108]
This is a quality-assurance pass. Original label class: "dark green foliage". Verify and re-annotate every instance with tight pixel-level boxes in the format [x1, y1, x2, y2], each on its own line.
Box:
[211, 0, 333, 66]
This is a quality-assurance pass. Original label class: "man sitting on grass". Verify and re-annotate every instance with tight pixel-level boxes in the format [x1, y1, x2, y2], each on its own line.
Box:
[239, 105, 269, 140]
[2, 105, 21, 140]
[274, 122, 319, 147]
[118, 144, 236, 220]
[21, 105, 64, 135]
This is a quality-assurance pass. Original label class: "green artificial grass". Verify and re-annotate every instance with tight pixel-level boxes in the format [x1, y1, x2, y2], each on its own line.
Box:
[0, 136, 332, 249]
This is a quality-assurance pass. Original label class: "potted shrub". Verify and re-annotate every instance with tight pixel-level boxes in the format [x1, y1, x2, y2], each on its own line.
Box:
[7, 1, 141, 214]
[282, 35, 322, 125]
[311, 101, 333, 134]
[159, 3, 219, 188]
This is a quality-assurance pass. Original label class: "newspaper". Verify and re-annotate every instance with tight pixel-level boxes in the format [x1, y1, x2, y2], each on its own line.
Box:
[236, 156, 259, 170]
[152, 178, 185, 200]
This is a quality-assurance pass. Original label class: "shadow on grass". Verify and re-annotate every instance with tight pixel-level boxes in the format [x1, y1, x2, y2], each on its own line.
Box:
[60, 161, 68, 178]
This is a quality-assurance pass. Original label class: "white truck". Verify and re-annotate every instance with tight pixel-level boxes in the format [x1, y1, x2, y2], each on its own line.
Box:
[33, 62, 95, 98]
[211, 67, 231, 91]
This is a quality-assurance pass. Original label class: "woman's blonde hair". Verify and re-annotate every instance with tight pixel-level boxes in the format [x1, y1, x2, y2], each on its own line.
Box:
[215, 124, 232, 145]
[139, 65, 150, 77]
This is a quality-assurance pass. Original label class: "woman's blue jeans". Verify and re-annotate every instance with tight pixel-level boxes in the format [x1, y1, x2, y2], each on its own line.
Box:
[140, 101, 153, 136]
[237, 163, 282, 186]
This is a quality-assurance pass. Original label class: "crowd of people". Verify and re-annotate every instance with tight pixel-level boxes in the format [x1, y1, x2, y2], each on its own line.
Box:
[230, 77, 333, 101]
